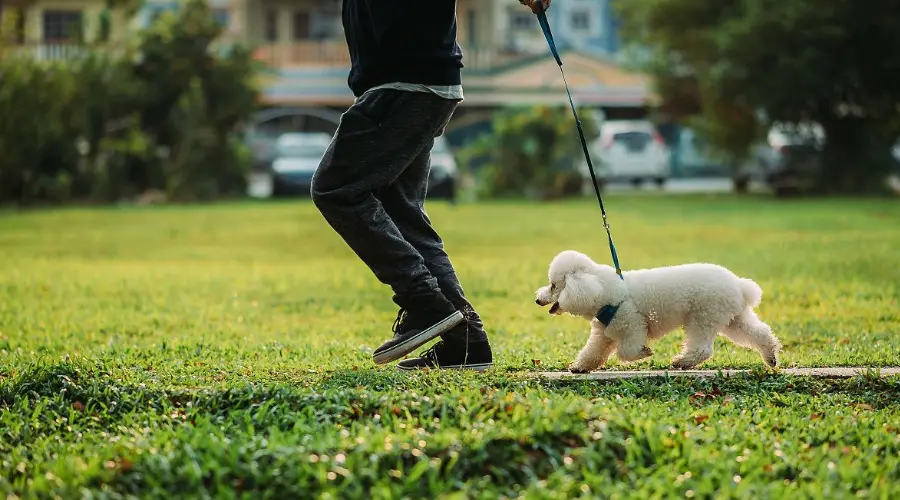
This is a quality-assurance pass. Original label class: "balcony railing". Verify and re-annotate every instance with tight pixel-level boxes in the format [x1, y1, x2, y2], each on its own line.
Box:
[0, 42, 92, 62]
[253, 41, 350, 68]
[251, 41, 539, 73]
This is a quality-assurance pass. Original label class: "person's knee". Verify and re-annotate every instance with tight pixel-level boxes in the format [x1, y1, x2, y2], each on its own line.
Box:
[309, 172, 330, 208]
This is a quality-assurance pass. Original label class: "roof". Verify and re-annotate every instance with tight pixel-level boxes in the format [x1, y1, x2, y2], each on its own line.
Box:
[258, 48, 654, 108]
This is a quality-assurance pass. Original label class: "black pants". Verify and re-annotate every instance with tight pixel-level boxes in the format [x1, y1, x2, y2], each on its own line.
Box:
[310, 89, 487, 342]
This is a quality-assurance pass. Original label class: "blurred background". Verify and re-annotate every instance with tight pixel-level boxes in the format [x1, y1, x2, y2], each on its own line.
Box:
[1, 0, 899, 206]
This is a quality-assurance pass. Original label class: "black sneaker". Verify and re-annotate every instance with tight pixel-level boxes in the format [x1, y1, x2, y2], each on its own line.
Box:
[396, 337, 493, 371]
[372, 298, 464, 365]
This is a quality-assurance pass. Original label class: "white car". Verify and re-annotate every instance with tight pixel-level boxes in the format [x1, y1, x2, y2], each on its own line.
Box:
[427, 136, 458, 200]
[268, 132, 333, 196]
[582, 120, 670, 188]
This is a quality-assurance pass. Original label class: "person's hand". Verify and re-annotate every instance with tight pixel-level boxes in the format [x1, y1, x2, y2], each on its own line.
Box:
[519, 0, 551, 15]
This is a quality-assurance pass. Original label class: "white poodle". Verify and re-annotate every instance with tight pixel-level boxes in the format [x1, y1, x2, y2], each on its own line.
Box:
[535, 250, 781, 373]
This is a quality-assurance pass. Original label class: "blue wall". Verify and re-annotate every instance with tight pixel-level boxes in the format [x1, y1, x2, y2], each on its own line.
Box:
[546, 0, 621, 56]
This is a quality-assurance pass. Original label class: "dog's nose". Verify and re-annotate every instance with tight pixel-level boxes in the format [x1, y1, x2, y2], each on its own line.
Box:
[535, 299, 541, 305]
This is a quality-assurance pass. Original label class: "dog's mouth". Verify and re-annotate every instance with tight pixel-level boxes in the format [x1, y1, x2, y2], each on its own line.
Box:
[549, 302, 560, 314]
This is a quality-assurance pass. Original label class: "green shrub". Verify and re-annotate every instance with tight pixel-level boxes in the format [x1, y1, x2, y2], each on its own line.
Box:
[0, 0, 260, 205]
[458, 105, 599, 200]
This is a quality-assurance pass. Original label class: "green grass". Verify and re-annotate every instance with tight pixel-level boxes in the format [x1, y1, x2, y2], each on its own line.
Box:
[1, 195, 899, 498]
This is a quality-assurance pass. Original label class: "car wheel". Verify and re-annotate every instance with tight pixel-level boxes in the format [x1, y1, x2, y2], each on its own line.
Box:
[631, 178, 643, 188]
[427, 178, 456, 201]
[446, 179, 457, 204]
[733, 175, 749, 194]
[654, 177, 666, 189]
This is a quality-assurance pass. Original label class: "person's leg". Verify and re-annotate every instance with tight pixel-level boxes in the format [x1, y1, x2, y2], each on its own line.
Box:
[371, 100, 492, 370]
[310, 89, 463, 364]
[377, 137, 488, 343]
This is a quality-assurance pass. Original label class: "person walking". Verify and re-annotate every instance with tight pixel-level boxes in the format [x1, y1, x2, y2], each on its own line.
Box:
[311, 0, 551, 370]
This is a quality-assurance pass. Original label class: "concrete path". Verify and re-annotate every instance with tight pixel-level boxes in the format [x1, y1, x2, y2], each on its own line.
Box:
[540, 367, 900, 381]
[604, 177, 768, 194]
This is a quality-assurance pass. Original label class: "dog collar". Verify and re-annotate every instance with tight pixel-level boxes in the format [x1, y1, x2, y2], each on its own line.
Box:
[595, 302, 622, 327]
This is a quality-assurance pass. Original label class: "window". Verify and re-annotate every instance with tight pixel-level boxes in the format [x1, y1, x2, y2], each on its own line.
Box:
[509, 11, 532, 30]
[571, 10, 590, 31]
[145, 4, 176, 25]
[42, 10, 83, 41]
[264, 9, 278, 42]
[292, 11, 310, 40]
[467, 9, 477, 46]
[309, 11, 338, 39]
[147, 6, 165, 23]
[212, 8, 229, 28]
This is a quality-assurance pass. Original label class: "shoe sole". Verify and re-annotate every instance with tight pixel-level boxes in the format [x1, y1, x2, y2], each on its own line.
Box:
[373, 310, 464, 365]
[397, 362, 493, 372]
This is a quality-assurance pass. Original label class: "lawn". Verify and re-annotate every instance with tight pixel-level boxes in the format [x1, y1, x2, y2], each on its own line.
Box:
[1, 195, 899, 498]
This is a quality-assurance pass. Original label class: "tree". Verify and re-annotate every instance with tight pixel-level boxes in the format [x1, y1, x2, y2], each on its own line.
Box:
[0, 0, 260, 204]
[615, 0, 900, 194]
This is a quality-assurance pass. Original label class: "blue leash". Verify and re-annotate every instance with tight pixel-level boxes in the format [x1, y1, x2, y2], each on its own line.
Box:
[535, 4, 624, 280]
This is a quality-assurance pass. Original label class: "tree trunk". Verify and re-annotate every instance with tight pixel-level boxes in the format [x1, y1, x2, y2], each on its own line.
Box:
[817, 117, 894, 195]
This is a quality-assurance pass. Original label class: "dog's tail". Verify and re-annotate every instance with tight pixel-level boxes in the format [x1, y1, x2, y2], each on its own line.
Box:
[738, 278, 763, 308]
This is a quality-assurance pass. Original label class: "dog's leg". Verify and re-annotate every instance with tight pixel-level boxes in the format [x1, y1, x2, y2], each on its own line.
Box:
[671, 318, 719, 369]
[569, 323, 619, 373]
[615, 325, 652, 363]
[722, 309, 781, 368]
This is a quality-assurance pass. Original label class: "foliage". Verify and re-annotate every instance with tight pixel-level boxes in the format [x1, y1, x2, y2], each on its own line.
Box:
[615, 0, 900, 194]
[0, 58, 86, 202]
[458, 106, 599, 199]
[0, 198, 899, 497]
[0, 0, 260, 205]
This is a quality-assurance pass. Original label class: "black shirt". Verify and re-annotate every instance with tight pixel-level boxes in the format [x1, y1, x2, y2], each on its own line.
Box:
[342, 0, 463, 97]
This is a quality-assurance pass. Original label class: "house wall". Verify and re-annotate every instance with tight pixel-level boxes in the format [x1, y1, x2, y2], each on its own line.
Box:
[547, 0, 620, 55]
[15, 0, 129, 42]
[241, 0, 339, 45]
[457, 0, 495, 51]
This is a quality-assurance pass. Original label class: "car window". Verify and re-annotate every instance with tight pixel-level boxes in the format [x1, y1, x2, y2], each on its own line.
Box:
[277, 134, 331, 158]
[612, 131, 652, 150]
[279, 144, 328, 158]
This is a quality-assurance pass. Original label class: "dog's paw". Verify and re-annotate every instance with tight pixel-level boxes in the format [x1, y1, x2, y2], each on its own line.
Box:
[761, 345, 779, 368]
[670, 357, 697, 370]
[617, 345, 654, 363]
[568, 364, 590, 374]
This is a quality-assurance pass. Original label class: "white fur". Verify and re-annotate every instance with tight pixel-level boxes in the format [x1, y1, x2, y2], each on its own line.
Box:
[535, 250, 782, 373]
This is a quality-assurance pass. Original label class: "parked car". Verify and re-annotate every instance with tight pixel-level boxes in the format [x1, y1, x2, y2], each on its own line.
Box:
[581, 120, 670, 189]
[269, 132, 333, 196]
[427, 136, 458, 201]
[673, 126, 731, 178]
[740, 123, 900, 195]
[735, 122, 824, 196]
[246, 132, 459, 200]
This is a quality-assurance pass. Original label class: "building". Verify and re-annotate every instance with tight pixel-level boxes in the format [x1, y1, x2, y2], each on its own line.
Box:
[1, 0, 652, 146]
[0, 0, 122, 58]
[0, 0, 235, 56]
[238, 0, 651, 145]
[242, 0, 642, 104]
[504, 0, 622, 57]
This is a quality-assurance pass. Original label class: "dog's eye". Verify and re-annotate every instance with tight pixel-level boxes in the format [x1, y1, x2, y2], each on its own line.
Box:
[550, 283, 556, 291]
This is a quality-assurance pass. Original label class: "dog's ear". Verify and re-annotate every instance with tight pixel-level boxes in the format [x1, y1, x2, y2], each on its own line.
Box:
[558, 272, 604, 314]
